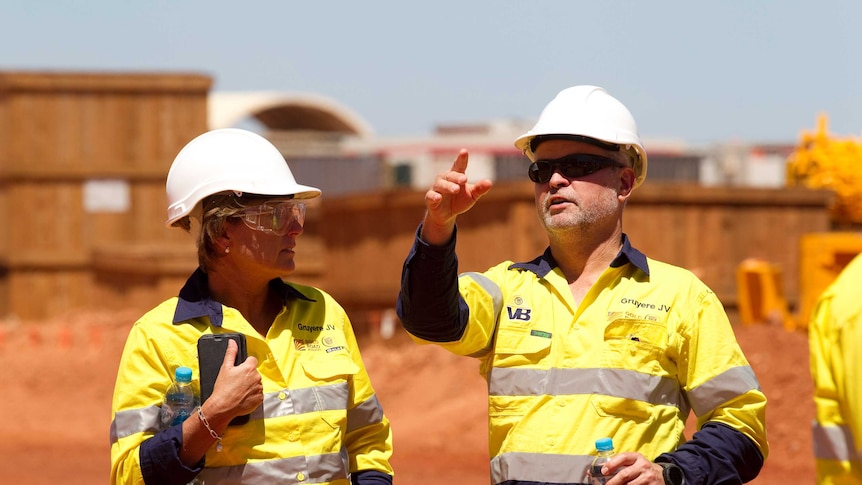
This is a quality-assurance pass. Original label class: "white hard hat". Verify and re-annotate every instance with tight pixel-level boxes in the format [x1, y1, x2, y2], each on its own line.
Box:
[165, 128, 320, 227]
[514, 85, 647, 188]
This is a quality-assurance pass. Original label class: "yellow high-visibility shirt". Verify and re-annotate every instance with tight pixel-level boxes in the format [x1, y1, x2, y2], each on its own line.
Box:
[399, 233, 768, 484]
[810, 253, 862, 485]
[110, 269, 393, 484]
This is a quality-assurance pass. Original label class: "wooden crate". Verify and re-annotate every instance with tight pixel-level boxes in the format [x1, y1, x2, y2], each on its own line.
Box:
[0, 71, 212, 319]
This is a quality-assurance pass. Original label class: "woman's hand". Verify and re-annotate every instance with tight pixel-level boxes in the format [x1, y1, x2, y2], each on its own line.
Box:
[209, 339, 263, 420]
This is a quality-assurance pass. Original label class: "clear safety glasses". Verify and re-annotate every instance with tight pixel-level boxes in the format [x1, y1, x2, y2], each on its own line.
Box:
[235, 200, 306, 236]
[528, 154, 625, 184]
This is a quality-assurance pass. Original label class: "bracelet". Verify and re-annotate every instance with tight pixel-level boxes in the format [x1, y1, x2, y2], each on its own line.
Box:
[197, 407, 223, 452]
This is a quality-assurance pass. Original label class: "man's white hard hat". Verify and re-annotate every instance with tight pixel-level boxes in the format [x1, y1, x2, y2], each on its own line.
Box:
[165, 128, 321, 227]
[514, 85, 648, 188]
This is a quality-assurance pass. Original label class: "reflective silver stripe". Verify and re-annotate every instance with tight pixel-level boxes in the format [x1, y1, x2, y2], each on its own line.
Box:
[813, 422, 860, 461]
[347, 394, 384, 433]
[460, 271, 503, 357]
[261, 389, 296, 418]
[264, 382, 349, 419]
[490, 451, 592, 484]
[111, 382, 350, 441]
[688, 365, 760, 416]
[488, 367, 686, 410]
[196, 451, 348, 484]
[110, 405, 160, 443]
[298, 382, 349, 413]
[460, 272, 504, 314]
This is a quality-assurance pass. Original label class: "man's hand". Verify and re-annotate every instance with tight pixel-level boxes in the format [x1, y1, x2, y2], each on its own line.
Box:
[601, 452, 666, 484]
[421, 149, 492, 245]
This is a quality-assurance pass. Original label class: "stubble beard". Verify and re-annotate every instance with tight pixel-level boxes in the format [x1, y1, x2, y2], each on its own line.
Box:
[539, 189, 620, 238]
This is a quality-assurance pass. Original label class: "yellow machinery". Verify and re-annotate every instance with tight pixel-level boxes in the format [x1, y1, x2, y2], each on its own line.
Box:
[738, 116, 862, 331]
[786, 114, 862, 226]
[796, 232, 862, 328]
[788, 116, 862, 329]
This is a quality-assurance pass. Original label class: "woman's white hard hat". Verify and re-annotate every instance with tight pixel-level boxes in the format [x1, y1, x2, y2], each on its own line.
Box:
[165, 128, 321, 227]
[514, 85, 648, 188]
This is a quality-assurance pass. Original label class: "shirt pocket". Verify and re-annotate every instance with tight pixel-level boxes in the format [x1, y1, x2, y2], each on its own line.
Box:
[300, 353, 359, 383]
[592, 319, 671, 423]
[601, 318, 669, 374]
[492, 324, 552, 368]
[300, 354, 359, 431]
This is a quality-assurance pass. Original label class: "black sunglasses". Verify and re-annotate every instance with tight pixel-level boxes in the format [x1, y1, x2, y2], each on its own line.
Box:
[528, 154, 625, 183]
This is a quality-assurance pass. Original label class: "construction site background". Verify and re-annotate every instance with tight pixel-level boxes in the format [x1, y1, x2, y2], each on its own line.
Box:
[0, 71, 851, 332]
[0, 69, 857, 485]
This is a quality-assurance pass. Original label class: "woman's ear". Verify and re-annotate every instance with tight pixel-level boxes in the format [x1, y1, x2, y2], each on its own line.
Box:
[212, 222, 232, 256]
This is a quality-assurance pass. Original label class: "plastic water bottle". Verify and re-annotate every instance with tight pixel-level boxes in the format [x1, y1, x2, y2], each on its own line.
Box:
[159, 366, 197, 430]
[589, 437, 619, 485]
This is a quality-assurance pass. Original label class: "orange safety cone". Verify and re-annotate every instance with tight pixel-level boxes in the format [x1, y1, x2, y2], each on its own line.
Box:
[27, 326, 42, 347]
[89, 325, 102, 348]
[57, 326, 72, 349]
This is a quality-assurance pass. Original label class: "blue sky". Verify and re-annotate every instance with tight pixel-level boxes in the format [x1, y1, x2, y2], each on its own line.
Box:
[3, 1, 860, 145]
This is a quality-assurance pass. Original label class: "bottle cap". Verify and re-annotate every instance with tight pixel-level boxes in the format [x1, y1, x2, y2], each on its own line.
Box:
[175, 366, 193, 383]
[595, 437, 614, 452]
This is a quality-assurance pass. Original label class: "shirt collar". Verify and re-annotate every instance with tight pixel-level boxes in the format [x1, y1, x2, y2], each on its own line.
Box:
[172, 267, 315, 327]
[509, 233, 650, 278]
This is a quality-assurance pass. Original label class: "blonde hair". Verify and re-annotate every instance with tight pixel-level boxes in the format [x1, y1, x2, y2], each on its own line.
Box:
[175, 193, 261, 272]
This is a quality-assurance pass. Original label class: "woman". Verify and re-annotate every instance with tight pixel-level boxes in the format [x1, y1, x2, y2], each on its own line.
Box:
[110, 128, 394, 484]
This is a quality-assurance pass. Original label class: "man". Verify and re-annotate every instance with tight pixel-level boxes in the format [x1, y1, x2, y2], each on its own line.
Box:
[396, 85, 768, 484]
[809, 253, 862, 484]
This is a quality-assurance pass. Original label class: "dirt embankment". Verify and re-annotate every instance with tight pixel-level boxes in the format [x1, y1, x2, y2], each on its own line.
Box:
[0, 312, 812, 484]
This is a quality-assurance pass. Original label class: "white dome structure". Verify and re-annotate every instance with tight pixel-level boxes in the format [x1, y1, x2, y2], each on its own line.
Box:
[208, 91, 374, 136]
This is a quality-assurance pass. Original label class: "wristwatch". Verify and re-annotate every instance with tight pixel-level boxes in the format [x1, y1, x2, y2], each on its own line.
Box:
[657, 462, 685, 485]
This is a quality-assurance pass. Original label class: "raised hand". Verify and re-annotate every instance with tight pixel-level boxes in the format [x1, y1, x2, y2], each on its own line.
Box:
[421, 149, 492, 245]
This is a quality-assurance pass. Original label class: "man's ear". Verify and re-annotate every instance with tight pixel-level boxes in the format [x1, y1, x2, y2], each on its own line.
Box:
[618, 166, 636, 198]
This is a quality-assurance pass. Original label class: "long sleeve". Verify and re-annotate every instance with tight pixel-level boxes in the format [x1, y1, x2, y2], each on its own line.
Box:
[110, 316, 203, 485]
[657, 422, 764, 484]
[139, 425, 203, 485]
[352, 470, 393, 485]
[396, 224, 468, 342]
[664, 284, 768, 483]
[339, 303, 394, 479]
[808, 264, 862, 484]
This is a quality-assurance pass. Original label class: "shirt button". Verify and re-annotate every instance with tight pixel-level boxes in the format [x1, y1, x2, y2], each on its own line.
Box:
[297, 472, 306, 482]
[278, 392, 287, 400]
[289, 432, 299, 441]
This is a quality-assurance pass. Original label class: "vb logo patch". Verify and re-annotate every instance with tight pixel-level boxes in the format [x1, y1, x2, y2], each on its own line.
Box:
[506, 307, 532, 322]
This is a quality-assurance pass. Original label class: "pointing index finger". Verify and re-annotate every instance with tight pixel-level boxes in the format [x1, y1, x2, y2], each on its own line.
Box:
[450, 149, 469, 174]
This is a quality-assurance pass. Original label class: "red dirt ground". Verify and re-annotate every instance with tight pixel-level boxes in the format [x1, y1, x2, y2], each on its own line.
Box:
[0, 311, 812, 484]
